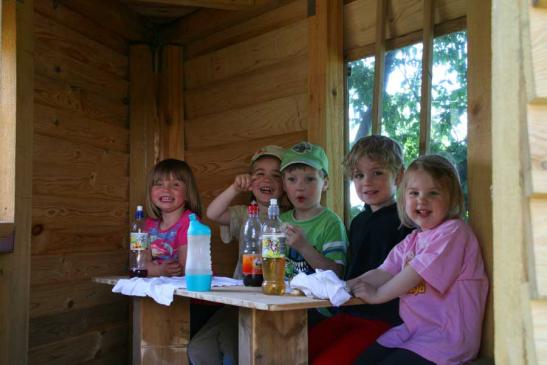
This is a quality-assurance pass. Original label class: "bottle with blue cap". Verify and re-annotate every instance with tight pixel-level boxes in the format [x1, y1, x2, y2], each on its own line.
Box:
[185, 214, 212, 291]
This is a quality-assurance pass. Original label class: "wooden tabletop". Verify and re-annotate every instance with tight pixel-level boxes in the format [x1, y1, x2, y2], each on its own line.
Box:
[94, 276, 362, 311]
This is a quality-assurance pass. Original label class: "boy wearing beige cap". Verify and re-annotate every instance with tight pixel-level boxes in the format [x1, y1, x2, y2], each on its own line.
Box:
[188, 145, 286, 365]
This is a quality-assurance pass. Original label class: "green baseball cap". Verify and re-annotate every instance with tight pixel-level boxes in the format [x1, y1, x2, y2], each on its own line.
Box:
[280, 142, 329, 176]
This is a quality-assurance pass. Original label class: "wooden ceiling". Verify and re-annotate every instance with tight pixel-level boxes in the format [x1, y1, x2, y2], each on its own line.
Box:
[122, 0, 262, 23]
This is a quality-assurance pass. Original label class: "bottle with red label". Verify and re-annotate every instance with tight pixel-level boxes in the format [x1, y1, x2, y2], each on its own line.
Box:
[241, 201, 263, 287]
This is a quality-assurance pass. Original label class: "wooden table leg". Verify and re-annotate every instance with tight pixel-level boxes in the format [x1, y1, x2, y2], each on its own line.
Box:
[239, 308, 308, 365]
[133, 296, 190, 365]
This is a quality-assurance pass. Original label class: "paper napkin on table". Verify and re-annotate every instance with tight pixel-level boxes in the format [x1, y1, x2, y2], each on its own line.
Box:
[290, 269, 351, 306]
[112, 276, 242, 306]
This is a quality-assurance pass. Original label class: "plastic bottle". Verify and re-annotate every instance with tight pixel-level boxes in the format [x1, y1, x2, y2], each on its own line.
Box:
[129, 205, 149, 278]
[185, 214, 212, 291]
[241, 201, 263, 287]
[261, 198, 286, 295]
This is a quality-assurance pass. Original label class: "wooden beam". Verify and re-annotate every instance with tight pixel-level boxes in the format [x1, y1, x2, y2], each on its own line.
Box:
[419, 0, 434, 155]
[129, 45, 159, 214]
[126, 0, 257, 11]
[492, 0, 533, 362]
[159, 45, 185, 160]
[307, 0, 344, 217]
[0, 0, 33, 363]
[467, 0, 494, 360]
[371, 0, 387, 134]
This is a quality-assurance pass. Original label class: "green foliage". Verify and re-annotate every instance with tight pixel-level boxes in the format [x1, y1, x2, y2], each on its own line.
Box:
[347, 31, 468, 209]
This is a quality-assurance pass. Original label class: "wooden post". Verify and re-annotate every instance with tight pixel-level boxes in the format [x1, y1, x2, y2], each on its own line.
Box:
[371, 0, 387, 135]
[467, 0, 494, 360]
[307, 0, 344, 217]
[239, 308, 307, 365]
[0, 0, 33, 363]
[419, 0, 434, 155]
[159, 45, 185, 161]
[129, 45, 159, 214]
[133, 297, 190, 365]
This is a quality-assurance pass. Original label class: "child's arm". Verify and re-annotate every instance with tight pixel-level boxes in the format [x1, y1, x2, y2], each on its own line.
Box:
[144, 248, 183, 276]
[177, 245, 187, 269]
[285, 224, 344, 277]
[206, 174, 253, 225]
[350, 265, 422, 304]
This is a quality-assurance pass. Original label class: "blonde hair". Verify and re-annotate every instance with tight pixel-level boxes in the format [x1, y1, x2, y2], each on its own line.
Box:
[145, 159, 203, 219]
[343, 135, 404, 177]
[397, 154, 465, 228]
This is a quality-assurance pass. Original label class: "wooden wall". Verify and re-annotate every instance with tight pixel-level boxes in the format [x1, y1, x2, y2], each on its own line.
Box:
[29, 1, 146, 363]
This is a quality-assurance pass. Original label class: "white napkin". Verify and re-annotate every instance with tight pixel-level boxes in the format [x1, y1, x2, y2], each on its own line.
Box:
[112, 276, 242, 306]
[290, 269, 351, 306]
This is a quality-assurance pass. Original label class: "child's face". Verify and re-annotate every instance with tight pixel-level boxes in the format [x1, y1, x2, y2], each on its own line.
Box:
[250, 157, 283, 206]
[283, 166, 327, 213]
[351, 156, 399, 212]
[404, 169, 450, 230]
[151, 174, 187, 215]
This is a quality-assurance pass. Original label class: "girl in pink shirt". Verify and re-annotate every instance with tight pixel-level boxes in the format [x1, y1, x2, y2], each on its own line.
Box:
[144, 159, 203, 277]
[348, 155, 488, 365]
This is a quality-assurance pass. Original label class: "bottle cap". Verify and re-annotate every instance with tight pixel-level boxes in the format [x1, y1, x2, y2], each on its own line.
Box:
[247, 201, 258, 215]
[136, 205, 144, 211]
[270, 198, 278, 206]
[188, 214, 211, 236]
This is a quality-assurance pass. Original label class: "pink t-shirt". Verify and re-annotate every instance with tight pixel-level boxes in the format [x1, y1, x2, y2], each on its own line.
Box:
[377, 219, 488, 365]
[144, 210, 193, 263]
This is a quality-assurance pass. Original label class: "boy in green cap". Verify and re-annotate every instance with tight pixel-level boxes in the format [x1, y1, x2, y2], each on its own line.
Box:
[281, 141, 348, 279]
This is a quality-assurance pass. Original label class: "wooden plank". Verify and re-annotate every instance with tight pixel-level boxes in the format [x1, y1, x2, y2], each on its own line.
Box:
[371, 0, 387, 134]
[0, 0, 33, 363]
[34, 75, 127, 129]
[531, 299, 547, 365]
[528, 104, 547, 195]
[34, 12, 128, 79]
[531, 199, 547, 297]
[129, 45, 159, 218]
[127, 0, 255, 10]
[419, 0, 434, 155]
[31, 225, 127, 255]
[307, 0, 345, 217]
[491, 0, 530, 362]
[185, 54, 308, 119]
[33, 161, 129, 201]
[31, 252, 128, 286]
[29, 302, 129, 348]
[160, 0, 292, 45]
[56, 0, 147, 42]
[159, 45, 185, 160]
[185, 19, 307, 89]
[133, 297, 190, 365]
[185, 93, 307, 149]
[184, 0, 307, 59]
[28, 322, 128, 365]
[33, 134, 129, 179]
[32, 195, 127, 228]
[467, 0, 494, 359]
[526, 5, 547, 102]
[344, 0, 466, 61]
[80, 347, 129, 365]
[34, 40, 129, 103]
[34, 104, 129, 153]
[30, 281, 126, 319]
[239, 308, 307, 364]
[34, 0, 128, 55]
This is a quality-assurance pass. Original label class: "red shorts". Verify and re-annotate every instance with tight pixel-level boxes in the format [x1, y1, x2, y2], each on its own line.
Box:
[308, 313, 392, 365]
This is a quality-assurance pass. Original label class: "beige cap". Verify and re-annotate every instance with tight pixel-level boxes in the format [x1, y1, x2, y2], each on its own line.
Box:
[250, 145, 286, 164]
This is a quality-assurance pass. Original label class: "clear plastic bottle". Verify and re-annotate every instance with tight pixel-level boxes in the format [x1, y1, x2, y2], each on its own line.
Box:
[261, 198, 286, 295]
[129, 205, 149, 278]
[185, 214, 212, 291]
[241, 201, 263, 287]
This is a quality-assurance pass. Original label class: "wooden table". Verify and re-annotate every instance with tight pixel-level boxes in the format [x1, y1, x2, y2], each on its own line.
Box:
[94, 276, 360, 365]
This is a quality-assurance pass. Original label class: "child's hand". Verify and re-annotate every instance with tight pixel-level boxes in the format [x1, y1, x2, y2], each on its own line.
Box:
[285, 224, 310, 252]
[232, 174, 254, 193]
[148, 260, 183, 277]
[351, 280, 378, 304]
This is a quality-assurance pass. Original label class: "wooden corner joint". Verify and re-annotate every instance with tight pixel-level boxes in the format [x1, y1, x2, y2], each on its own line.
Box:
[0, 222, 15, 253]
